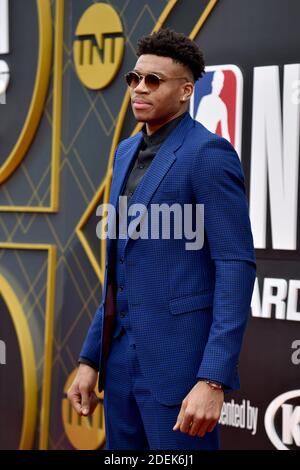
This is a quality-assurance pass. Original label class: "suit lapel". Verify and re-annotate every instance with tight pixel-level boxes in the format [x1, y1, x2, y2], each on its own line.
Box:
[106, 113, 194, 255]
[106, 134, 143, 253]
[125, 113, 194, 247]
[109, 134, 143, 210]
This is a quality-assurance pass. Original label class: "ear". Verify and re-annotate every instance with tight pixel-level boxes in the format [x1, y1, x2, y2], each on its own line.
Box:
[180, 81, 194, 102]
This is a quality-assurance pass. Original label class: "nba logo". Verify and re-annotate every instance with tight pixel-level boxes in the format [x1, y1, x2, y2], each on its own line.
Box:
[190, 65, 243, 157]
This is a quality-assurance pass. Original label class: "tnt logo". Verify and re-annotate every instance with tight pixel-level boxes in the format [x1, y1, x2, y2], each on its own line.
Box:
[265, 390, 300, 450]
[73, 3, 124, 90]
[190, 65, 243, 156]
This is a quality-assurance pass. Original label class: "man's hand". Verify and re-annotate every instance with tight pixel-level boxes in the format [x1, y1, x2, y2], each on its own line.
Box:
[173, 381, 224, 438]
[67, 364, 99, 416]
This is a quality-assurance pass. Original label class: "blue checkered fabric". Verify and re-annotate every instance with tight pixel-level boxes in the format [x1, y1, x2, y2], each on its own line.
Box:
[80, 113, 256, 407]
[103, 330, 219, 450]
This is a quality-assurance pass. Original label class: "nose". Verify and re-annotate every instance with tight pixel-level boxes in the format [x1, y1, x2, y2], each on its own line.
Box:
[134, 76, 149, 93]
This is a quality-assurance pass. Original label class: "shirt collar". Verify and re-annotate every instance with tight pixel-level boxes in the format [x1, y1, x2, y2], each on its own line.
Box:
[141, 112, 188, 148]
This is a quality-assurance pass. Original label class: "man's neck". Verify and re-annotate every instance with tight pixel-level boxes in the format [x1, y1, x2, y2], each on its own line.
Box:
[145, 109, 187, 136]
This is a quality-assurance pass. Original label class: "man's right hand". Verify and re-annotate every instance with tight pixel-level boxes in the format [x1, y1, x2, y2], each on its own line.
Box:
[67, 364, 99, 416]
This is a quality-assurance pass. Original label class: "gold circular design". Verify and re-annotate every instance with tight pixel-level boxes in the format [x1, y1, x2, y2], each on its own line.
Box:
[73, 3, 124, 90]
[62, 368, 106, 450]
[0, 0, 52, 184]
[0, 274, 38, 449]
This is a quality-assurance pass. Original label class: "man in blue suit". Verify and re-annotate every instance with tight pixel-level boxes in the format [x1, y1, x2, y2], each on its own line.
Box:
[68, 29, 256, 450]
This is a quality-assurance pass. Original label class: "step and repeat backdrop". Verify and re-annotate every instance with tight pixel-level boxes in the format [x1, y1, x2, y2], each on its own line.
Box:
[0, 0, 299, 450]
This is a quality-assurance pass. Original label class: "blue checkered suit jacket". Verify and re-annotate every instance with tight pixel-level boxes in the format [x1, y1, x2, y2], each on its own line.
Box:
[80, 113, 256, 406]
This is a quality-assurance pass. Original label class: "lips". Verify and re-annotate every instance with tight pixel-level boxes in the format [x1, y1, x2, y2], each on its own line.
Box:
[132, 99, 152, 110]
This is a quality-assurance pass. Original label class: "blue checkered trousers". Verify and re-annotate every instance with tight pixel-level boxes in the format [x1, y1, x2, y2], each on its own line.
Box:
[80, 113, 256, 450]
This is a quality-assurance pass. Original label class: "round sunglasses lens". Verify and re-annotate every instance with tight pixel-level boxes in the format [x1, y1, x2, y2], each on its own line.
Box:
[145, 74, 160, 90]
[126, 72, 140, 88]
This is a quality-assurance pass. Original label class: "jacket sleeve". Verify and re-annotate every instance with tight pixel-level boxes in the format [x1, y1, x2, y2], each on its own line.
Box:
[79, 303, 104, 369]
[191, 134, 256, 390]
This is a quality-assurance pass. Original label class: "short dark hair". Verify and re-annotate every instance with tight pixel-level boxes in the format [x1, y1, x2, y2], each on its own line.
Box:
[136, 28, 205, 81]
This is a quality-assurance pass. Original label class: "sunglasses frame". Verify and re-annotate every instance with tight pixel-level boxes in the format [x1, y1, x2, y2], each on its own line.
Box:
[125, 70, 188, 91]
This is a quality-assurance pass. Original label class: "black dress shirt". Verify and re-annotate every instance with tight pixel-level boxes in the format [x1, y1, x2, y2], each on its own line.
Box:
[122, 112, 188, 199]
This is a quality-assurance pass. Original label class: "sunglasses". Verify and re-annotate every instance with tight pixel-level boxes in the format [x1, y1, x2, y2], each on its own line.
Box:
[125, 70, 188, 91]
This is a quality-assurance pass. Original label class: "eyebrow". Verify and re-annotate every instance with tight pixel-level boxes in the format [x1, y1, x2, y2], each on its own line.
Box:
[133, 68, 167, 79]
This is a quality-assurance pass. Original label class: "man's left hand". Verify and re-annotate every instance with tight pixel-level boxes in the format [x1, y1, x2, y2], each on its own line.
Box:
[173, 381, 224, 437]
